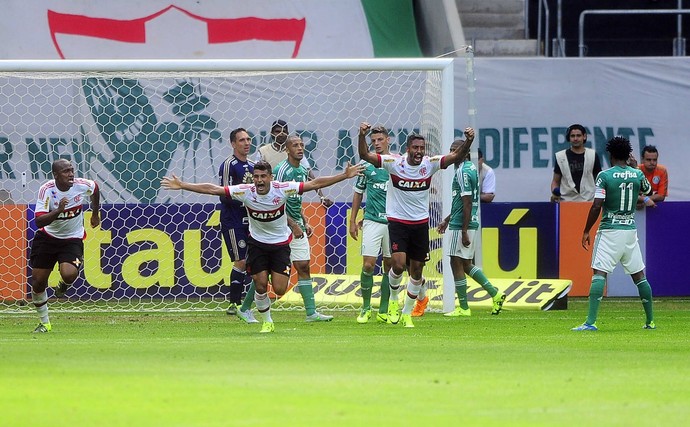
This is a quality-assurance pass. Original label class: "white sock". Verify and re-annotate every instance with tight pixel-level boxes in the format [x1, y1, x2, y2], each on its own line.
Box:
[388, 270, 403, 300]
[32, 291, 50, 324]
[417, 277, 427, 300]
[254, 292, 273, 323]
[402, 277, 423, 314]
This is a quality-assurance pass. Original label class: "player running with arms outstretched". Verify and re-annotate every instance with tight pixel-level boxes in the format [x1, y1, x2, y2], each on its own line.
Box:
[162, 160, 363, 333]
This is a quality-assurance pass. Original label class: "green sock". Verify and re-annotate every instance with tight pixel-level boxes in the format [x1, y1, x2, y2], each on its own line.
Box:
[379, 273, 390, 313]
[298, 278, 316, 316]
[469, 266, 497, 297]
[586, 275, 606, 325]
[635, 278, 654, 324]
[240, 280, 255, 311]
[455, 278, 469, 310]
[360, 270, 373, 310]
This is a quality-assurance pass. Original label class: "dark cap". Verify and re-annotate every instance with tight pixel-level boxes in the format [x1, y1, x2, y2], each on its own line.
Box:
[271, 119, 288, 132]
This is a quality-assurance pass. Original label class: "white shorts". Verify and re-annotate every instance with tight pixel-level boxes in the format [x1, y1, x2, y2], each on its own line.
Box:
[361, 219, 391, 258]
[591, 229, 645, 274]
[445, 229, 477, 259]
[289, 234, 311, 262]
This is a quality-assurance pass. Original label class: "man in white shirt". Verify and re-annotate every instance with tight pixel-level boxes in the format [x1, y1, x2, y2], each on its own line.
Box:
[477, 148, 495, 203]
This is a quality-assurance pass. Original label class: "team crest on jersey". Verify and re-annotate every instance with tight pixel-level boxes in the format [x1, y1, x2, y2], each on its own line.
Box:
[653, 176, 660, 184]
[272, 196, 282, 205]
[420, 166, 427, 176]
[238, 239, 247, 248]
[74, 195, 82, 203]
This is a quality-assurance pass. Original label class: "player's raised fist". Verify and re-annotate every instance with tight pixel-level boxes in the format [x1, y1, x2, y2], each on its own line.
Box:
[464, 127, 475, 142]
[359, 122, 371, 135]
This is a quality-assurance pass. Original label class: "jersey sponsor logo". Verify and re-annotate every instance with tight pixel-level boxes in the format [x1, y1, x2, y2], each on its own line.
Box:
[371, 182, 387, 191]
[248, 205, 285, 222]
[57, 206, 83, 220]
[391, 175, 431, 191]
[612, 171, 638, 179]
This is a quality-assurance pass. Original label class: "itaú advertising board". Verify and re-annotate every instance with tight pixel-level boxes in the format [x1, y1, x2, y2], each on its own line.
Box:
[8, 201, 570, 310]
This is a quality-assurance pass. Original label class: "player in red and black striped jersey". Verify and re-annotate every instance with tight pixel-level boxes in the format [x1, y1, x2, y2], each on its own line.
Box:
[358, 122, 473, 328]
[29, 158, 100, 332]
[162, 160, 363, 333]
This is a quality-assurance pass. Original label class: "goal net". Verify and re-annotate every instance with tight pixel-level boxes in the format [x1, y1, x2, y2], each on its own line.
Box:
[0, 58, 456, 313]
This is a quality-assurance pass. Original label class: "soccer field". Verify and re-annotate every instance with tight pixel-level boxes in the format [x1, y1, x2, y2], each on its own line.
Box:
[2, 298, 689, 427]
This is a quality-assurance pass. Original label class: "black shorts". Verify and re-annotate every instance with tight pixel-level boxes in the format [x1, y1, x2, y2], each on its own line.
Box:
[29, 231, 84, 270]
[245, 237, 291, 277]
[221, 226, 249, 262]
[387, 220, 430, 263]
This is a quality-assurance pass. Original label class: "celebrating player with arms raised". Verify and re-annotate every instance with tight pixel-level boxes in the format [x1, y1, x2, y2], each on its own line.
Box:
[357, 122, 473, 328]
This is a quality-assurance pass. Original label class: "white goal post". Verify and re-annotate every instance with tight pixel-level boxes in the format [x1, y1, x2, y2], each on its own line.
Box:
[0, 57, 461, 313]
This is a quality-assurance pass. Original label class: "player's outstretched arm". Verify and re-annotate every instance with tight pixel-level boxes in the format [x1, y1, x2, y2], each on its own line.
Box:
[442, 127, 474, 169]
[161, 175, 226, 196]
[303, 163, 364, 193]
[358, 122, 379, 166]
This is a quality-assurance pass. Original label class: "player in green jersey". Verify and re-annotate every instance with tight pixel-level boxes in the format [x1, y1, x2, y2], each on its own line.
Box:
[437, 140, 506, 317]
[238, 135, 336, 322]
[274, 135, 334, 321]
[350, 125, 392, 323]
[573, 136, 656, 331]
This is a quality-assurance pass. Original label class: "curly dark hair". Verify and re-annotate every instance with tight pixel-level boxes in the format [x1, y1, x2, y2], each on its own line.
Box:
[606, 136, 632, 161]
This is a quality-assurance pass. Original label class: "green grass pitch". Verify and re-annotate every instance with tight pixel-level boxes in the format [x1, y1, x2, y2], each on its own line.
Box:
[2, 298, 689, 427]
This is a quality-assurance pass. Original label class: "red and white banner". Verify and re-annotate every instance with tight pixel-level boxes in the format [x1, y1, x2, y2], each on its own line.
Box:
[2, 0, 382, 59]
